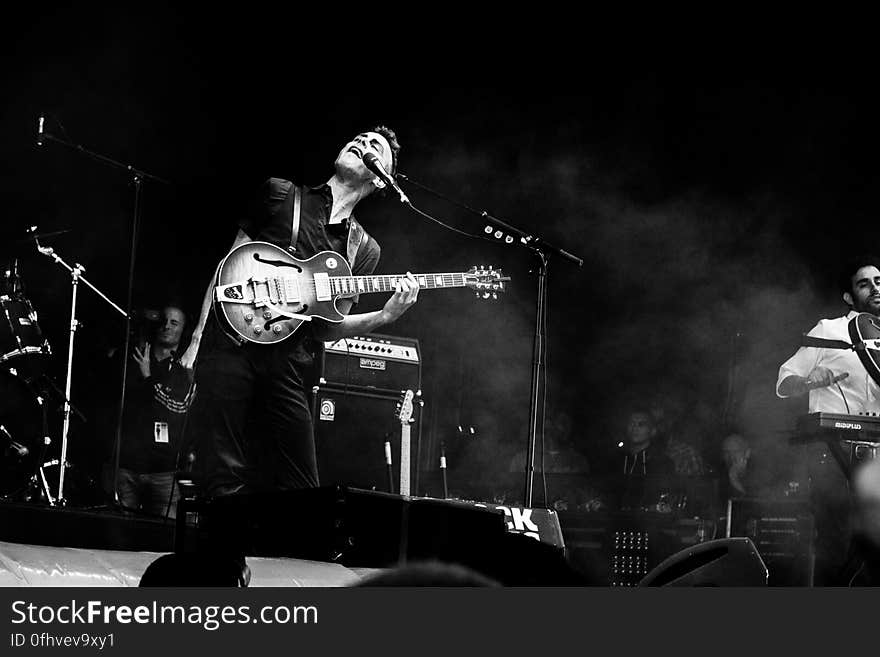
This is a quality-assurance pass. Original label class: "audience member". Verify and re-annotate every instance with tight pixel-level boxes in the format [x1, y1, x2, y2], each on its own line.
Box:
[614, 407, 677, 511]
[649, 394, 708, 477]
[506, 411, 591, 509]
[112, 304, 196, 518]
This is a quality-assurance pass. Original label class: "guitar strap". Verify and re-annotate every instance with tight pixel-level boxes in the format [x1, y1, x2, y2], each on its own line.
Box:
[346, 217, 366, 270]
[286, 183, 368, 270]
[289, 184, 302, 252]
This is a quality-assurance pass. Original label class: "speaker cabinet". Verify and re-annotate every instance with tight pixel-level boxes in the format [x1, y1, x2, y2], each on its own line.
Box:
[195, 486, 583, 583]
[312, 386, 423, 494]
[638, 537, 768, 586]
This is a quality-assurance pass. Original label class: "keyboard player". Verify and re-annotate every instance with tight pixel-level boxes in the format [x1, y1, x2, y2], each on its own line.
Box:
[777, 257, 880, 411]
[776, 255, 880, 584]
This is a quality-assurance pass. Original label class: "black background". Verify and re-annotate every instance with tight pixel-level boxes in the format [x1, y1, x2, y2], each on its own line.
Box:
[3, 9, 878, 500]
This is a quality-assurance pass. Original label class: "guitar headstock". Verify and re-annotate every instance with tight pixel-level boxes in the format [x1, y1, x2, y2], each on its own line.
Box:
[464, 266, 510, 300]
[397, 389, 415, 425]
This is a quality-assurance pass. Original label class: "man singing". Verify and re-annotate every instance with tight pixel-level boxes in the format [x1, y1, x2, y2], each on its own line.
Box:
[182, 126, 420, 498]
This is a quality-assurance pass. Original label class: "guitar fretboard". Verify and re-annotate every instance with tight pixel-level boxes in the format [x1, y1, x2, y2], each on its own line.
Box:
[400, 425, 411, 496]
[330, 273, 466, 297]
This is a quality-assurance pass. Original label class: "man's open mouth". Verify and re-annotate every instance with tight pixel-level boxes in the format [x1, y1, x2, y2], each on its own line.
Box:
[348, 146, 363, 158]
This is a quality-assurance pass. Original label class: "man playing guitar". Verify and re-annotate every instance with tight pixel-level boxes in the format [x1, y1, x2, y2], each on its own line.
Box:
[181, 127, 419, 499]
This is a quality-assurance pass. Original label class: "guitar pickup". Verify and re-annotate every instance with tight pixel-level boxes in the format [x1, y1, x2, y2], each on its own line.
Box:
[279, 276, 302, 304]
[313, 273, 332, 302]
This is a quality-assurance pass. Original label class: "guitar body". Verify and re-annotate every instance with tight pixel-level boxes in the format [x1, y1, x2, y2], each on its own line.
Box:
[214, 241, 352, 345]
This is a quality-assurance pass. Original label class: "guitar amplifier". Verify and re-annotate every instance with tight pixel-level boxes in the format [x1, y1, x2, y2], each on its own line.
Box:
[312, 386, 424, 494]
[321, 333, 420, 394]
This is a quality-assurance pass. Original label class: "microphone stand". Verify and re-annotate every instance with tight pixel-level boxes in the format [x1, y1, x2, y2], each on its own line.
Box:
[395, 172, 583, 508]
[34, 238, 128, 506]
[36, 124, 169, 507]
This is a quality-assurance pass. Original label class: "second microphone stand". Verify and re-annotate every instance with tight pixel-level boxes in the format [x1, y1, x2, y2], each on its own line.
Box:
[394, 172, 583, 508]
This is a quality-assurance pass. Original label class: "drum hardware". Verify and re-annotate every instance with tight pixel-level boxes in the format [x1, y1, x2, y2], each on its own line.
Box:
[1, 296, 51, 381]
[12, 228, 72, 244]
[2, 258, 23, 297]
[34, 232, 128, 506]
[0, 424, 29, 463]
[21, 458, 70, 506]
[0, 364, 88, 505]
[22, 386, 59, 505]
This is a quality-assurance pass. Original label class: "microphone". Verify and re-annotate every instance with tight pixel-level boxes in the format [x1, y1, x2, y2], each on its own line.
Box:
[37, 114, 44, 146]
[0, 425, 29, 458]
[362, 152, 410, 204]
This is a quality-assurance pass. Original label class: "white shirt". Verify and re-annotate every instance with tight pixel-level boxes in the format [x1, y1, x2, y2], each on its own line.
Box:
[776, 311, 880, 413]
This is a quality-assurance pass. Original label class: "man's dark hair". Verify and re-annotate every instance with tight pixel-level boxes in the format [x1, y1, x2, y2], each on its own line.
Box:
[839, 255, 880, 296]
[627, 406, 655, 424]
[369, 124, 400, 175]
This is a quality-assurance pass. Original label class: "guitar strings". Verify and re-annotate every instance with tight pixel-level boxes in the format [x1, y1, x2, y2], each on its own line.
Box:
[281, 273, 469, 293]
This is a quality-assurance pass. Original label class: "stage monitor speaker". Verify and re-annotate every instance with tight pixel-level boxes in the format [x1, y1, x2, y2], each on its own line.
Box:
[638, 537, 768, 587]
[312, 386, 423, 494]
[195, 486, 584, 583]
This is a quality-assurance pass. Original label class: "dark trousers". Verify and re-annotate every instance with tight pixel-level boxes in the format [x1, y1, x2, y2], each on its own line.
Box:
[191, 328, 320, 497]
[117, 468, 179, 518]
[807, 444, 854, 585]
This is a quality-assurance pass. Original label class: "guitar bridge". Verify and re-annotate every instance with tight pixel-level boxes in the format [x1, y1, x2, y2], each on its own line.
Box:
[249, 277, 276, 307]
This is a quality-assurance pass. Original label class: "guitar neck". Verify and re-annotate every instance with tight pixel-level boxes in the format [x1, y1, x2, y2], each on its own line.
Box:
[399, 424, 411, 497]
[330, 272, 468, 297]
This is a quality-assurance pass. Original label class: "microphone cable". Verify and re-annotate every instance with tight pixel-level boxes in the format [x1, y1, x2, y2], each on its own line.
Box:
[395, 172, 516, 245]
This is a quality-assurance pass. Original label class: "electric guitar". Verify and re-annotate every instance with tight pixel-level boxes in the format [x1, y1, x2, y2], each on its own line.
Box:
[213, 241, 509, 344]
[396, 389, 415, 496]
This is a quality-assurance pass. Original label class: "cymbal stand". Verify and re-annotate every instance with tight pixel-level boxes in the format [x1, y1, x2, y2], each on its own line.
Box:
[36, 118, 169, 508]
[35, 237, 128, 506]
